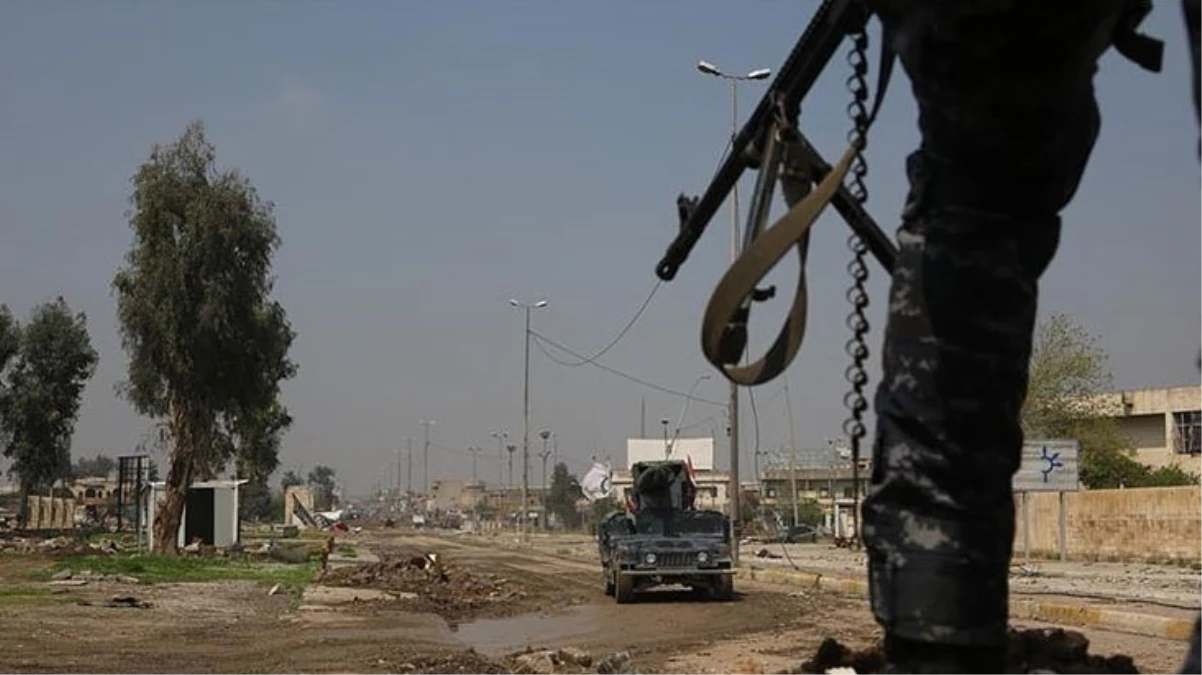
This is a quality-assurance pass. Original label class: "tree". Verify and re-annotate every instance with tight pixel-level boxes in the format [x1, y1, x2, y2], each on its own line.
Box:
[0, 298, 99, 498]
[280, 469, 303, 492]
[239, 479, 276, 522]
[1023, 313, 1196, 489]
[545, 462, 583, 529]
[308, 465, 337, 510]
[72, 453, 116, 479]
[112, 121, 297, 554]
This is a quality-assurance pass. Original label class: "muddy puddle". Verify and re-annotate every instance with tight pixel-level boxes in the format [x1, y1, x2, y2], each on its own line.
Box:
[451, 605, 608, 657]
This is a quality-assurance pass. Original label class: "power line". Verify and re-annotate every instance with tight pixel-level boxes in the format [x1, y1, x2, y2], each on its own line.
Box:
[530, 329, 725, 407]
[539, 280, 663, 367]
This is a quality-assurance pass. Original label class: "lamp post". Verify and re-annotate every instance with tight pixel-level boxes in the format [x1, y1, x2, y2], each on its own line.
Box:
[660, 418, 671, 459]
[668, 374, 712, 457]
[510, 297, 548, 543]
[491, 430, 508, 489]
[538, 429, 552, 531]
[506, 444, 517, 488]
[696, 60, 771, 563]
[420, 419, 435, 496]
[468, 446, 482, 487]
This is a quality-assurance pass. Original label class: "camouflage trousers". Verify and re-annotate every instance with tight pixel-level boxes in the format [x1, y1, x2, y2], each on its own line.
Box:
[859, 0, 1132, 650]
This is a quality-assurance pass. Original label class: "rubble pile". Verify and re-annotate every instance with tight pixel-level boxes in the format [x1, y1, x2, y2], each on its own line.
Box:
[322, 551, 525, 618]
[48, 568, 141, 585]
[0, 536, 125, 557]
[788, 628, 1141, 674]
[507, 647, 632, 675]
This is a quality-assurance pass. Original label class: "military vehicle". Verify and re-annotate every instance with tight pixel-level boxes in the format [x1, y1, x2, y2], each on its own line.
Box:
[596, 459, 734, 603]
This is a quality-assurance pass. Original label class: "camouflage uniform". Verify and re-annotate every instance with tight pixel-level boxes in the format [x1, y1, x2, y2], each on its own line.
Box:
[856, 0, 1190, 671]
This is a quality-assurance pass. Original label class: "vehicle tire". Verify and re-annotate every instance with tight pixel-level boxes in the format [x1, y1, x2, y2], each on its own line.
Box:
[604, 569, 615, 597]
[615, 572, 635, 604]
[711, 574, 734, 601]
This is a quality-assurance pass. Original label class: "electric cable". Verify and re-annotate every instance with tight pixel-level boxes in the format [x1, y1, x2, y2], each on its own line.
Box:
[541, 280, 663, 367]
[530, 329, 726, 407]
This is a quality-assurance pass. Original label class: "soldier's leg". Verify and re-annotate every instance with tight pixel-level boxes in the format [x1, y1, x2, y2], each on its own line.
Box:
[859, 1, 1128, 670]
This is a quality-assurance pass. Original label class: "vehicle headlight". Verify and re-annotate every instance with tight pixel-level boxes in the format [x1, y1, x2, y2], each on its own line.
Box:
[697, 551, 710, 563]
[644, 552, 657, 565]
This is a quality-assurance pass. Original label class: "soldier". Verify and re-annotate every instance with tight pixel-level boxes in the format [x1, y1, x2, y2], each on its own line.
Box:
[857, 1, 1200, 672]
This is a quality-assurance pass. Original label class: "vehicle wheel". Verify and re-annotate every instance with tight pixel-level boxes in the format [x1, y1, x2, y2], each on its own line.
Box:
[614, 572, 635, 604]
[711, 574, 734, 601]
[604, 569, 615, 596]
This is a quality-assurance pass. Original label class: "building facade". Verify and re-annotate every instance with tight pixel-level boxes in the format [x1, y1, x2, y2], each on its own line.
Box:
[1088, 385, 1201, 472]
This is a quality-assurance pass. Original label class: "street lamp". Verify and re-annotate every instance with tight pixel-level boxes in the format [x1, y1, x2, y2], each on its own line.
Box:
[696, 59, 770, 565]
[510, 297, 549, 543]
[668, 374, 712, 457]
[420, 419, 435, 497]
[538, 429, 552, 531]
[491, 430, 508, 489]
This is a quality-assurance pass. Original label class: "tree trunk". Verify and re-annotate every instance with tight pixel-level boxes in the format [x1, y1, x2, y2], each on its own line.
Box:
[152, 403, 198, 555]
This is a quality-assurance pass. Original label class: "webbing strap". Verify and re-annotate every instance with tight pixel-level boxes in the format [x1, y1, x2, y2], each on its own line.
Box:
[700, 140, 862, 386]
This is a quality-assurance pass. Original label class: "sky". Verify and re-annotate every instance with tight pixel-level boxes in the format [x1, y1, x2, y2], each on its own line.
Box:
[1, 1, 1198, 497]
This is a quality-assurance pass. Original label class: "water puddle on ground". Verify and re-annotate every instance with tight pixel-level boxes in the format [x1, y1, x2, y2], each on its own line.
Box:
[451, 605, 607, 657]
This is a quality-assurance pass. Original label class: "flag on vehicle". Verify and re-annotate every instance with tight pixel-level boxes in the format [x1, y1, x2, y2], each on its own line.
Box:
[580, 462, 613, 502]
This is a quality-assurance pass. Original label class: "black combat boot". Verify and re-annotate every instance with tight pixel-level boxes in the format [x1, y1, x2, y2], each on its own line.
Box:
[884, 634, 1005, 674]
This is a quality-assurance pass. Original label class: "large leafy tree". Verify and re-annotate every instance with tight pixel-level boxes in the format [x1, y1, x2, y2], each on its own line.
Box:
[113, 121, 297, 553]
[1022, 312, 1196, 488]
[0, 298, 99, 497]
[545, 462, 582, 529]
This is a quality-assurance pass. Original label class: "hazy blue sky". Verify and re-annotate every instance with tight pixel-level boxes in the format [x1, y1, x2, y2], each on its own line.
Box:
[1, 1, 1198, 495]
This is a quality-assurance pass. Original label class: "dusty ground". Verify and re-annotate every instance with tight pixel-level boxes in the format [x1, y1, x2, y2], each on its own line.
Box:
[0, 529, 1193, 674]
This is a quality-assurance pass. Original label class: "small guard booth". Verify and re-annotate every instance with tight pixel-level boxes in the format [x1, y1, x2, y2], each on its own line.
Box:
[146, 479, 246, 550]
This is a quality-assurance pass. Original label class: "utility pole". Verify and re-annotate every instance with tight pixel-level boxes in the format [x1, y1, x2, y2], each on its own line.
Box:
[406, 437, 413, 495]
[640, 397, 646, 438]
[420, 420, 435, 495]
[783, 378, 800, 527]
[394, 447, 401, 496]
[697, 60, 770, 565]
[661, 418, 670, 459]
[552, 432, 558, 467]
[510, 297, 547, 543]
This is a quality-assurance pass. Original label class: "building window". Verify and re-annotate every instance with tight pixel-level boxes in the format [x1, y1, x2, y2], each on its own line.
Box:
[842, 486, 854, 499]
[1173, 411, 1202, 455]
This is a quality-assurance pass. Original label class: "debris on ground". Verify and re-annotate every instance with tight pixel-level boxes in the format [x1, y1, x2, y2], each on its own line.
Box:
[785, 628, 1141, 674]
[321, 551, 525, 619]
[44, 569, 140, 586]
[504, 648, 639, 672]
[103, 595, 152, 609]
[756, 548, 783, 560]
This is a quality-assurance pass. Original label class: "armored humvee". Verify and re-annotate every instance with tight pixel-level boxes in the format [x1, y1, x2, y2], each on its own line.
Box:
[596, 459, 734, 603]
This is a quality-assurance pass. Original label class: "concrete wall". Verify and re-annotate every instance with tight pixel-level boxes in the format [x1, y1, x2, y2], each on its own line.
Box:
[1014, 485, 1201, 563]
[24, 496, 77, 530]
[284, 485, 315, 527]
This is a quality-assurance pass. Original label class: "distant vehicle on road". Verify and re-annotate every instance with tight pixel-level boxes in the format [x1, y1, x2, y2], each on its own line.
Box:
[596, 459, 735, 603]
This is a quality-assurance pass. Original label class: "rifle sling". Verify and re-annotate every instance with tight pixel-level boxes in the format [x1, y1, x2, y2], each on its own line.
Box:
[701, 141, 862, 386]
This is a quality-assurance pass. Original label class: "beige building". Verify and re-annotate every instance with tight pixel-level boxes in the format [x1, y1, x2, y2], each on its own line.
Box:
[1087, 385, 1201, 472]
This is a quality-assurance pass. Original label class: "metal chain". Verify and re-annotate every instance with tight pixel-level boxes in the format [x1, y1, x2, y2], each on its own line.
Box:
[842, 26, 872, 547]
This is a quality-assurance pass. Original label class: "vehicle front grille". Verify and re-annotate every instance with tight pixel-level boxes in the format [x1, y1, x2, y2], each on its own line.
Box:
[655, 551, 696, 568]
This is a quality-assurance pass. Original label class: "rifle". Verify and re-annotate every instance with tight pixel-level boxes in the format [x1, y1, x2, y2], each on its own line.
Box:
[657, 0, 896, 390]
[655, 0, 1164, 390]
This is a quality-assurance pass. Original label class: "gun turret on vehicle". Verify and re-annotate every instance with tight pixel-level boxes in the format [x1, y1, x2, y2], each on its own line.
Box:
[596, 459, 734, 603]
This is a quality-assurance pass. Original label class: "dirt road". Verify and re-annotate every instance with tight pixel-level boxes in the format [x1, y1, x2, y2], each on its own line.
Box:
[0, 531, 1191, 673]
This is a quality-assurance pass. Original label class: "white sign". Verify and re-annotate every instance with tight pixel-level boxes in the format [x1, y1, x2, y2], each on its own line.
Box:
[1013, 439, 1080, 493]
[626, 437, 714, 470]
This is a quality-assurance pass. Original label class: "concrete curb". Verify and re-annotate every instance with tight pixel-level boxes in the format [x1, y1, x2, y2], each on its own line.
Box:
[739, 564, 1195, 642]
